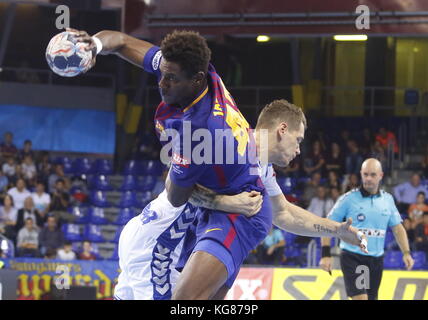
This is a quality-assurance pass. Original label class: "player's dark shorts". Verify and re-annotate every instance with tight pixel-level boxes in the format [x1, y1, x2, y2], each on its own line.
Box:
[177, 193, 272, 288]
[340, 249, 384, 300]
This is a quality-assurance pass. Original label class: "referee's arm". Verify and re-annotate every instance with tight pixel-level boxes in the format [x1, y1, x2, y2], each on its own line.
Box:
[392, 224, 414, 270]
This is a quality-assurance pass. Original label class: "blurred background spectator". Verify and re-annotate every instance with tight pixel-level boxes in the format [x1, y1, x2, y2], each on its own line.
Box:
[38, 215, 64, 257]
[394, 173, 428, 213]
[16, 218, 39, 257]
[7, 178, 31, 210]
[57, 240, 76, 261]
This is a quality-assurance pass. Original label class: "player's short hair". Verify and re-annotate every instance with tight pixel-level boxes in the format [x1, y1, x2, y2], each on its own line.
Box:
[161, 30, 211, 78]
[256, 99, 307, 132]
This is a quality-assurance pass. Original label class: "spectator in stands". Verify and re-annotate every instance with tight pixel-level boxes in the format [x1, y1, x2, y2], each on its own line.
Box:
[358, 128, 375, 158]
[69, 175, 89, 206]
[38, 215, 64, 256]
[342, 173, 360, 193]
[345, 140, 364, 175]
[330, 187, 341, 204]
[0, 194, 17, 241]
[36, 151, 52, 188]
[415, 212, 428, 258]
[394, 173, 428, 213]
[307, 186, 334, 218]
[78, 240, 97, 260]
[403, 217, 415, 248]
[16, 218, 39, 257]
[2, 157, 17, 184]
[57, 240, 76, 261]
[375, 127, 399, 154]
[274, 159, 300, 179]
[421, 145, 428, 179]
[408, 192, 428, 229]
[0, 169, 8, 195]
[18, 140, 34, 162]
[370, 141, 387, 172]
[302, 172, 322, 208]
[48, 164, 70, 193]
[31, 182, 51, 218]
[15, 196, 44, 231]
[7, 178, 31, 210]
[303, 140, 325, 177]
[256, 227, 285, 265]
[49, 179, 75, 225]
[338, 129, 351, 153]
[0, 132, 18, 160]
[44, 248, 57, 260]
[21, 155, 37, 188]
[326, 170, 341, 190]
[325, 142, 345, 177]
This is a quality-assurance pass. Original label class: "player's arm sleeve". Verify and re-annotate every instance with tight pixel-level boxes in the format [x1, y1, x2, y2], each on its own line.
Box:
[388, 194, 403, 227]
[262, 164, 283, 197]
[326, 194, 349, 222]
[142, 46, 162, 80]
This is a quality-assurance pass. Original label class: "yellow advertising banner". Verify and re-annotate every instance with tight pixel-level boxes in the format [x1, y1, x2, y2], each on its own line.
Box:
[271, 268, 428, 300]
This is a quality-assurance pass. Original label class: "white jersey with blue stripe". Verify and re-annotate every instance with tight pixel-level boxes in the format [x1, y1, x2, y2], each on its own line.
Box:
[327, 188, 402, 257]
[114, 163, 280, 300]
[114, 190, 196, 300]
[257, 162, 283, 197]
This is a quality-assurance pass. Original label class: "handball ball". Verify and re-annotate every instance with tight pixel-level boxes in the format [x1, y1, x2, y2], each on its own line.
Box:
[45, 31, 94, 77]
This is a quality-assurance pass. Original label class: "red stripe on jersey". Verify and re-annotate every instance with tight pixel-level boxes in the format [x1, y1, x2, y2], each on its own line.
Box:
[223, 214, 239, 249]
[213, 165, 227, 188]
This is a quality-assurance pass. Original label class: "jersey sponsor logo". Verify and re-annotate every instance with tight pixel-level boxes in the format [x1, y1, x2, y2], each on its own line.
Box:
[205, 228, 222, 233]
[152, 51, 162, 71]
[359, 228, 386, 238]
[357, 213, 366, 222]
[172, 152, 190, 168]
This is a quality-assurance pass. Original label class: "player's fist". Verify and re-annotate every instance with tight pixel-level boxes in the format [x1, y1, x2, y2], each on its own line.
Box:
[319, 257, 332, 273]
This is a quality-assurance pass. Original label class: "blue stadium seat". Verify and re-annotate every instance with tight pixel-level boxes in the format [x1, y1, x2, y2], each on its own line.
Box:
[109, 245, 119, 260]
[92, 159, 113, 175]
[123, 160, 141, 176]
[90, 175, 114, 191]
[114, 207, 136, 225]
[69, 206, 89, 224]
[111, 226, 124, 243]
[412, 251, 427, 270]
[384, 250, 403, 269]
[119, 175, 139, 191]
[90, 191, 111, 208]
[140, 191, 153, 209]
[138, 175, 157, 192]
[118, 191, 140, 208]
[84, 225, 105, 243]
[73, 158, 93, 175]
[88, 207, 109, 225]
[141, 160, 164, 176]
[62, 224, 83, 242]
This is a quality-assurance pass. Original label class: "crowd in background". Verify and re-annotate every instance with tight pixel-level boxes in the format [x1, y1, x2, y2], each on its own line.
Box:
[0, 125, 428, 265]
[0, 132, 97, 260]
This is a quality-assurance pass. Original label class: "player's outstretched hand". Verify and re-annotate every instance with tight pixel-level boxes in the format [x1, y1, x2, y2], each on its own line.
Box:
[337, 218, 368, 254]
[66, 28, 97, 72]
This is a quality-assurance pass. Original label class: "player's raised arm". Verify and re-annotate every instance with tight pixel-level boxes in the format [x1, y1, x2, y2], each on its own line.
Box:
[66, 28, 154, 68]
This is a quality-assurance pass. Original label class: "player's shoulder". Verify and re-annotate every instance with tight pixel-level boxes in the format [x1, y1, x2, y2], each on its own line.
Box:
[380, 189, 395, 201]
[337, 188, 360, 202]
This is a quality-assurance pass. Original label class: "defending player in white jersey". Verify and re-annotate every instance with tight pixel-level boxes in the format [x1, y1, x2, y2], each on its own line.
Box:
[114, 99, 367, 300]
